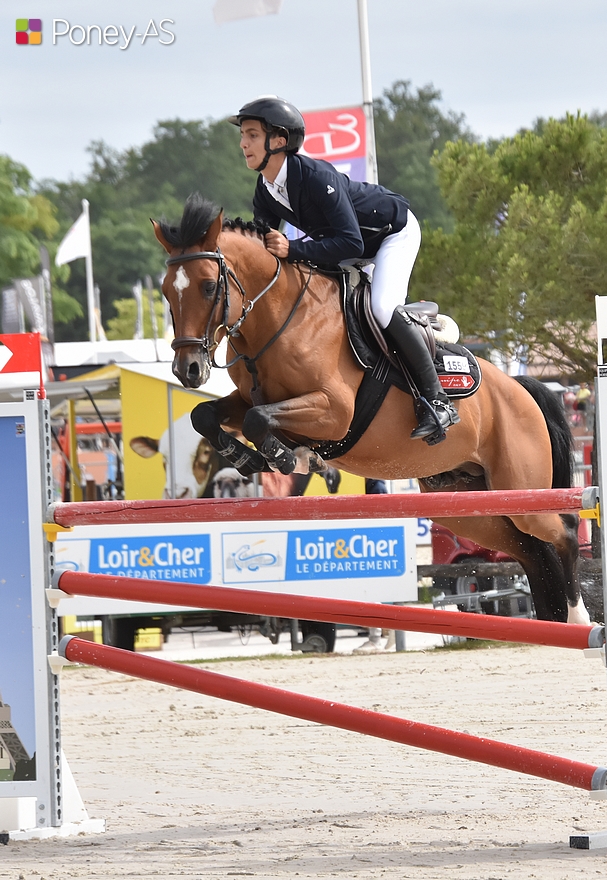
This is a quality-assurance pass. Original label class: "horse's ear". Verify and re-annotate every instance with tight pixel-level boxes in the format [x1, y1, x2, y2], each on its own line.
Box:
[151, 219, 172, 254]
[202, 210, 224, 250]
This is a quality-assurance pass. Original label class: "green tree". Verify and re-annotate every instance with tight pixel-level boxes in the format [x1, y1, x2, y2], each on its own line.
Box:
[123, 118, 253, 217]
[0, 156, 57, 286]
[106, 289, 165, 340]
[412, 113, 607, 379]
[43, 209, 168, 342]
[0, 155, 83, 328]
[374, 81, 476, 229]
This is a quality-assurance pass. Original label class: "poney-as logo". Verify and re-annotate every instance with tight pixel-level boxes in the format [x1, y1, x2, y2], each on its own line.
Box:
[16, 18, 42, 44]
[52, 19, 175, 48]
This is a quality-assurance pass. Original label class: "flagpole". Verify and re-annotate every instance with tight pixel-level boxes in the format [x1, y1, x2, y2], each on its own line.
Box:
[82, 199, 96, 344]
[357, 0, 378, 185]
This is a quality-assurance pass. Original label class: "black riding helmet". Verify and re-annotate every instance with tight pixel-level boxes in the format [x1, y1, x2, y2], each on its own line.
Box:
[229, 95, 305, 171]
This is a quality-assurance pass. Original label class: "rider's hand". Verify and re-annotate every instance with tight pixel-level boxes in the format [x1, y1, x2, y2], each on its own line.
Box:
[265, 230, 290, 259]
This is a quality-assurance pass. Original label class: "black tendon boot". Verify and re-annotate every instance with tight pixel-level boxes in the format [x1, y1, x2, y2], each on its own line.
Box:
[385, 306, 460, 443]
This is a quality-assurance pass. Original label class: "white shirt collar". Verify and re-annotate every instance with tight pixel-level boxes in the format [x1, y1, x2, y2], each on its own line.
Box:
[273, 158, 288, 190]
[263, 158, 291, 210]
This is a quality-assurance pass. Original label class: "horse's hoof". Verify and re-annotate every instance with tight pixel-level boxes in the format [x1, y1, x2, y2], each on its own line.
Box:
[325, 467, 341, 494]
[293, 446, 315, 475]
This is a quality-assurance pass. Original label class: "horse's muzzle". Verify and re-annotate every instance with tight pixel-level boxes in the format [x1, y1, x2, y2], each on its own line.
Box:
[172, 349, 211, 388]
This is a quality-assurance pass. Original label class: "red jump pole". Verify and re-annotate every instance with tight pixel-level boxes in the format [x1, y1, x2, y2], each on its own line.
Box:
[47, 486, 597, 528]
[59, 636, 607, 792]
[55, 571, 604, 651]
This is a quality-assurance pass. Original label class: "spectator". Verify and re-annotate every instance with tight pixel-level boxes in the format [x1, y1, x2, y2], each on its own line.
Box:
[575, 383, 593, 431]
[563, 388, 577, 425]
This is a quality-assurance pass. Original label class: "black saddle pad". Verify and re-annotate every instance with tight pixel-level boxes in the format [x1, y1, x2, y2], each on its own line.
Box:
[342, 276, 481, 399]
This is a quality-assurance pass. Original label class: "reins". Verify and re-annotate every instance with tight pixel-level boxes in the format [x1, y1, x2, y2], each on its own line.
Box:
[239, 264, 313, 402]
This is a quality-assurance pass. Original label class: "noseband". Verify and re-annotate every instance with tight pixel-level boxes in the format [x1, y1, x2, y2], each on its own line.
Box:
[166, 247, 281, 364]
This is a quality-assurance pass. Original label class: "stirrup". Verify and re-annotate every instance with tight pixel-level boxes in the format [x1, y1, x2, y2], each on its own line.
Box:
[410, 398, 460, 445]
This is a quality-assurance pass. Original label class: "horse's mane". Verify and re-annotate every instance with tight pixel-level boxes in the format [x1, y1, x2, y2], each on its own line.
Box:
[223, 216, 270, 244]
[158, 193, 220, 249]
[158, 192, 269, 249]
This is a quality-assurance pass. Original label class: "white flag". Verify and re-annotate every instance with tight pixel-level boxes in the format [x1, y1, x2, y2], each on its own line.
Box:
[55, 210, 91, 266]
[213, 0, 282, 25]
[132, 280, 144, 340]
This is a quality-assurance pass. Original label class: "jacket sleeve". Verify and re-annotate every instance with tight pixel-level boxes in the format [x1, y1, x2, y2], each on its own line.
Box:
[287, 166, 364, 265]
[253, 181, 282, 230]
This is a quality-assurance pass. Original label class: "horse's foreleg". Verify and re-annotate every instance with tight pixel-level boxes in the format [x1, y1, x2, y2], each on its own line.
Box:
[190, 392, 268, 477]
[241, 405, 298, 475]
[291, 448, 342, 495]
[241, 392, 349, 480]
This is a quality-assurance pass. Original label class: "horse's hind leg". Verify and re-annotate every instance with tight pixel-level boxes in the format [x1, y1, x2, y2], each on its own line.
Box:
[509, 510, 589, 624]
[320, 466, 341, 494]
[555, 513, 588, 623]
[433, 512, 584, 623]
[468, 376, 589, 622]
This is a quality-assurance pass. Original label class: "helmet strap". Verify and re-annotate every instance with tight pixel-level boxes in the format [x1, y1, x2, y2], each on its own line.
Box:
[255, 132, 288, 173]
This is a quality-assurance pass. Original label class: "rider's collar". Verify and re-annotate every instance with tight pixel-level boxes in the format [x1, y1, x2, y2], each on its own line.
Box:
[263, 157, 291, 209]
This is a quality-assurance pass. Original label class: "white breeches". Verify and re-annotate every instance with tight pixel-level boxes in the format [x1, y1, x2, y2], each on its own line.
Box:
[370, 211, 421, 329]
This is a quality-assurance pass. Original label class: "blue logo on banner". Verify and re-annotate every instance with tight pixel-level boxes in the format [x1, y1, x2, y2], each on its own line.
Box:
[88, 535, 211, 582]
[286, 527, 405, 579]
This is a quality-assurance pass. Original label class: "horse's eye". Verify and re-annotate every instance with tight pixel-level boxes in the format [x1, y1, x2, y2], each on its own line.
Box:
[202, 280, 217, 297]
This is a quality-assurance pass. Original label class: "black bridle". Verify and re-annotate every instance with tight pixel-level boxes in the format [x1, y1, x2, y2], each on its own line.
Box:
[166, 247, 281, 367]
[165, 246, 311, 379]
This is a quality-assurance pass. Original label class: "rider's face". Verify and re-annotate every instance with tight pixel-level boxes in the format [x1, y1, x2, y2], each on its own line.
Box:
[239, 119, 285, 170]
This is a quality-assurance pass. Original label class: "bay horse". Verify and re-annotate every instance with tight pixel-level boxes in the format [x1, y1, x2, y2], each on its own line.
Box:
[152, 194, 589, 625]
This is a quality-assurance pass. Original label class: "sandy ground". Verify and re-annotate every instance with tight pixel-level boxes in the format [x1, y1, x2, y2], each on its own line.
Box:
[3, 636, 607, 880]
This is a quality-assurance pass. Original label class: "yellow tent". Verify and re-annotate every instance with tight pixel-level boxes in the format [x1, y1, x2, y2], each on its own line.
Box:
[48, 362, 364, 500]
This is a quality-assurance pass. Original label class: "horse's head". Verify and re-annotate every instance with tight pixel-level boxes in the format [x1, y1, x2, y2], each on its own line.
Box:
[153, 195, 277, 388]
[153, 194, 230, 388]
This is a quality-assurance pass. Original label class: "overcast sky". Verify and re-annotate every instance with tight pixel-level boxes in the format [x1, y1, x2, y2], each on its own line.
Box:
[3, 0, 607, 184]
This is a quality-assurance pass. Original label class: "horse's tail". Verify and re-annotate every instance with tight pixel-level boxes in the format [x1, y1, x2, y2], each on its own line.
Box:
[514, 375, 574, 489]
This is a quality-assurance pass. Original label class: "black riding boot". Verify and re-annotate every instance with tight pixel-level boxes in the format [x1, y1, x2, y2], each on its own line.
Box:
[385, 306, 460, 443]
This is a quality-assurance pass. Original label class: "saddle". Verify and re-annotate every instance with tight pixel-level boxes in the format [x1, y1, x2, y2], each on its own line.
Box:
[342, 267, 481, 399]
[309, 269, 482, 459]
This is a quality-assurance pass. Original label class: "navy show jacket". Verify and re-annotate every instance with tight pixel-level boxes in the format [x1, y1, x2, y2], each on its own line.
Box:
[252, 153, 409, 267]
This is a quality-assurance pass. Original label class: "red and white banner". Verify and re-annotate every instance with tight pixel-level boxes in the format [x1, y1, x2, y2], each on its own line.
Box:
[0, 332, 42, 374]
[0, 332, 45, 397]
[301, 106, 367, 182]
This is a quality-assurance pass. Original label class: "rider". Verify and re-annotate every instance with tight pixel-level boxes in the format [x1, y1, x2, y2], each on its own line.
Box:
[229, 95, 460, 442]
